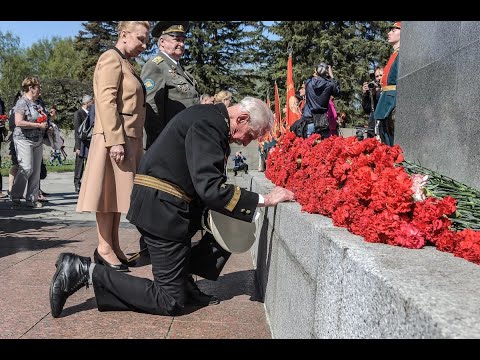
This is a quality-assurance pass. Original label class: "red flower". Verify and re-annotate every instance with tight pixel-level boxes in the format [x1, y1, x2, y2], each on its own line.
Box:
[36, 114, 48, 123]
[265, 135, 480, 266]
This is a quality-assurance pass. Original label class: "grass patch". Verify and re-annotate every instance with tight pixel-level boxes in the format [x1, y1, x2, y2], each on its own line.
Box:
[1, 160, 74, 176]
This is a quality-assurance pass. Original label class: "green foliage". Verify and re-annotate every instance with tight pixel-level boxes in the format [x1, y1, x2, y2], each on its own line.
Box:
[74, 21, 119, 81]
[40, 78, 92, 130]
[42, 38, 84, 79]
[0, 31, 30, 107]
[184, 21, 267, 98]
[0, 32, 91, 125]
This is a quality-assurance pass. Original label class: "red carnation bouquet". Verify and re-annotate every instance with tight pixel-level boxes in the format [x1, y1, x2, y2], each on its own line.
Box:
[36, 114, 48, 123]
[0, 114, 7, 125]
[265, 133, 480, 265]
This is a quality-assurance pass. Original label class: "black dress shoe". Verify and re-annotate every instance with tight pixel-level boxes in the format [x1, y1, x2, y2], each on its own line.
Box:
[93, 249, 129, 272]
[185, 275, 220, 306]
[50, 252, 91, 318]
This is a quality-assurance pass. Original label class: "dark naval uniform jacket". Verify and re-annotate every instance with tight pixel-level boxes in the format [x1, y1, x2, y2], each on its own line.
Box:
[374, 49, 399, 121]
[141, 52, 199, 150]
[127, 103, 259, 243]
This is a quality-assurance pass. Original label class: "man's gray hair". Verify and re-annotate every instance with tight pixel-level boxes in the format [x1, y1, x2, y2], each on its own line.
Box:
[81, 95, 93, 105]
[238, 97, 274, 137]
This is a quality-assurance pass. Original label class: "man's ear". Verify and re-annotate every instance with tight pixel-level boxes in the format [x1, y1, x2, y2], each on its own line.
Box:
[236, 112, 250, 124]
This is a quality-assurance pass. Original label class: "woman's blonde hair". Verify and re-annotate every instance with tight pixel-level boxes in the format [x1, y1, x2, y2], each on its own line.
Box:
[21, 76, 41, 93]
[117, 21, 150, 35]
[213, 90, 233, 104]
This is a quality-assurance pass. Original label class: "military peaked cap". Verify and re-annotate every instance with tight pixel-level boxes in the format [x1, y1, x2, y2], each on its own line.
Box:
[390, 21, 401, 29]
[152, 21, 189, 38]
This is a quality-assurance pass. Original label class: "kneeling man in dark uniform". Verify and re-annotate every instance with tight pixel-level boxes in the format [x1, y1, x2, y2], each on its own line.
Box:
[49, 97, 294, 317]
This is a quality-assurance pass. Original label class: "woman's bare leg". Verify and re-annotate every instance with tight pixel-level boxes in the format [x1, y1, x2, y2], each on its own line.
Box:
[96, 212, 121, 265]
[111, 212, 128, 261]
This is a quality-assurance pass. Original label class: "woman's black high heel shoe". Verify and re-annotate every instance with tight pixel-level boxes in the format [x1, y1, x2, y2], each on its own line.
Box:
[119, 257, 136, 267]
[94, 249, 130, 272]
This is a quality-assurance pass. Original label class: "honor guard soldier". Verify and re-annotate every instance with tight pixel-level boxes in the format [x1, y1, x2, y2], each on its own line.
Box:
[374, 21, 401, 146]
[141, 21, 199, 149]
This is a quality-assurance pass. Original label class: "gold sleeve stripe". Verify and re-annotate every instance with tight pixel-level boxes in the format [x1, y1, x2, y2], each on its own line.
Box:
[225, 186, 241, 212]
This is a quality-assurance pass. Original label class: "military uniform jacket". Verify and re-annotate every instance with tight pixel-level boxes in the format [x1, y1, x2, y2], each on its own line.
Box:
[127, 103, 259, 242]
[374, 49, 399, 121]
[141, 52, 199, 149]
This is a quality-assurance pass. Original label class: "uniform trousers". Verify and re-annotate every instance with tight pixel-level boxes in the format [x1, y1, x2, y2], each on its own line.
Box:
[92, 227, 230, 315]
[379, 108, 395, 146]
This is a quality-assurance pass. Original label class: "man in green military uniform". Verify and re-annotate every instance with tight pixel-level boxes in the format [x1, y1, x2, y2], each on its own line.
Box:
[374, 21, 401, 146]
[141, 21, 199, 149]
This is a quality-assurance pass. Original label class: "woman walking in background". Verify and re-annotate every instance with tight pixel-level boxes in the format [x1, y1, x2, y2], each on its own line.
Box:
[76, 21, 150, 271]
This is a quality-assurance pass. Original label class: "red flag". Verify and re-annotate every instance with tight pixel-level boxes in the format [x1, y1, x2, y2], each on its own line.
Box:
[273, 81, 282, 139]
[286, 53, 301, 128]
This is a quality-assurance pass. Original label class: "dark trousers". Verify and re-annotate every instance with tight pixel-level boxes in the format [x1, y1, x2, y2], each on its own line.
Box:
[74, 153, 85, 187]
[379, 109, 395, 146]
[0, 150, 2, 191]
[233, 163, 248, 174]
[366, 113, 376, 138]
[92, 228, 230, 315]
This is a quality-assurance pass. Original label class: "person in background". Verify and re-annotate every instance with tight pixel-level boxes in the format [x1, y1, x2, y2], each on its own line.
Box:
[338, 112, 348, 129]
[141, 21, 199, 150]
[213, 90, 233, 106]
[7, 91, 22, 196]
[37, 105, 59, 202]
[296, 81, 306, 116]
[50, 96, 295, 318]
[200, 93, 214, 104]
[49, 148, 63, 166]
[82, 103, 95, 160]
[293, 63, 341, 139]
[362, 66, 384, 138]
[73, 95, 93, 193]
[10, 76, 49, 208]
[76, 21, 150, 272]
[0, 96, 7, 198]
[233, 151, 248, 176]
[374, 22, 401, 146]
[327, 96, 338, 137]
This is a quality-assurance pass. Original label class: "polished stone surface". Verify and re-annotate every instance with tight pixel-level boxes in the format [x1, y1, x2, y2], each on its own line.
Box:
[0, 172, 270, 339]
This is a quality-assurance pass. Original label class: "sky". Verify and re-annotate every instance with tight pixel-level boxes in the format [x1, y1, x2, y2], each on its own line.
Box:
[0, 21, 85, 48]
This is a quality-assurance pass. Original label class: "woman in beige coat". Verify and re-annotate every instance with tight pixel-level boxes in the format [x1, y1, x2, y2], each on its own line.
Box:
[77, 21, 150, 271]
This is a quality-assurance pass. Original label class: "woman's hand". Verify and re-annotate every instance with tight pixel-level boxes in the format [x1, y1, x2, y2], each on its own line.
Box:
[109, 144, 125, 163]
[37, 122, 48, 130]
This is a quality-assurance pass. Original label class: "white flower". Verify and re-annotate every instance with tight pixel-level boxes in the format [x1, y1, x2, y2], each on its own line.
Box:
[411, 174, 429, 201]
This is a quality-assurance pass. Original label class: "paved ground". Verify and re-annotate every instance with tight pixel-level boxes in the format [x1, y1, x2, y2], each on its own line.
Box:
[0, 171, 271, 339]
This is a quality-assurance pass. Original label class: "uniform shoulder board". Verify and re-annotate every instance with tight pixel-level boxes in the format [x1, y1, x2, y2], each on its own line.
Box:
[152, 56, 164, 65]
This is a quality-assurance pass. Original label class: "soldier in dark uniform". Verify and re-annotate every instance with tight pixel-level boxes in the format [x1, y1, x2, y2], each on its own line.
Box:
[49, 97, 295, 318]
[141, 21, 199, 150]
[374, 21, 401, 146]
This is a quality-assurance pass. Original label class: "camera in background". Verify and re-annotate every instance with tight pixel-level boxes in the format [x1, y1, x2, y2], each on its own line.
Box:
[367, 70, 378, 90]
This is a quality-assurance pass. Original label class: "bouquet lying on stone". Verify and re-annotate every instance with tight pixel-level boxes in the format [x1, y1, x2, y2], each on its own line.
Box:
[265, 132, 480, 265]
